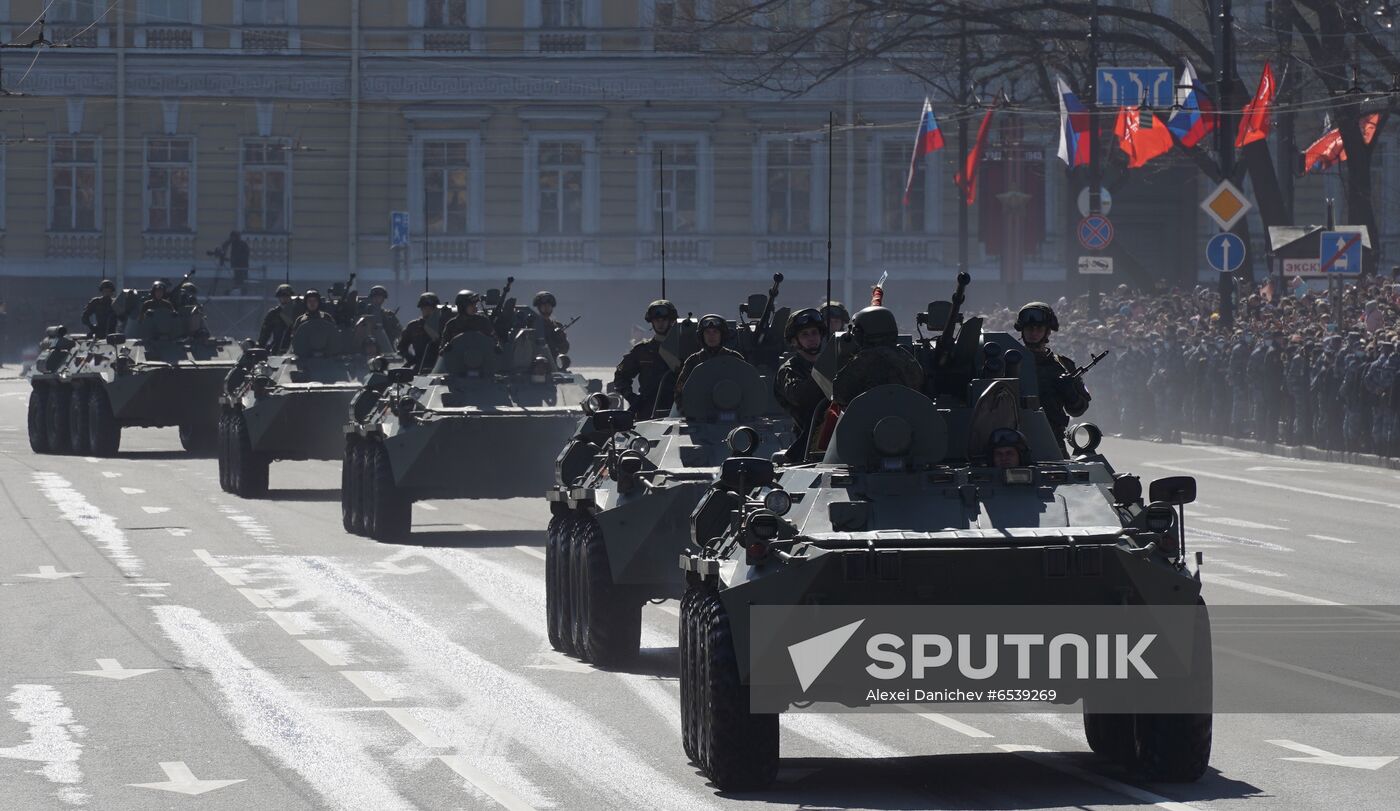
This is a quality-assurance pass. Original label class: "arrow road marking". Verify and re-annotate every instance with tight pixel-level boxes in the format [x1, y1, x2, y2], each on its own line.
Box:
[71, 659, 159, 680]
[18, 566, 82, 580]
[141, 506, 170, 514]
[1268, 740, 1397, 770]
[128, 761, 246, 795]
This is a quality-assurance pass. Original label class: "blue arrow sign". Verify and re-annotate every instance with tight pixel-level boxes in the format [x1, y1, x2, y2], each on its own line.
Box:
[390, 211, 409, 248]
[1319, 231, 1363, 275]
[1097, 67, 1174, 108]
[1206, 232, 1246, 273]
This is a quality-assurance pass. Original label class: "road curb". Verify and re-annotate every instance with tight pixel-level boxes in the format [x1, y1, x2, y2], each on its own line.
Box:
[1180, 432, 1400, 471]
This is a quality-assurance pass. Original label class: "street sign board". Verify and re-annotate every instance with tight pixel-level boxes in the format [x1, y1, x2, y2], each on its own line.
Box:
[1077, 186, 1113, 218]
[1201, 180, 1252, 231]
[390, 211, 409, 248]
[1281, 258, 1321, 277]
[1319, 231, 1363, 275]
[1206, 232, 1246, 273]
[1097, 67, 1174, 108]
[1077, 215, 1114, 251]
[1078, 256, 1114, 275]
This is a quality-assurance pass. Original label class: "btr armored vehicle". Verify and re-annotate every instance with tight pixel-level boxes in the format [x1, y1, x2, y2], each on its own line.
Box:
[678, 298, 1210, 790]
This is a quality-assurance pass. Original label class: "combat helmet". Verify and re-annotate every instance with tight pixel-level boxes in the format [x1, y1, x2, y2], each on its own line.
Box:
[987, 427, 1028, 460]
[455, 289, 481, 309]
[850, 306, 899, 347]
[784, 307, 827, 341]
[1014, 301, 1059, 332]
[275, 283, 296, 298]
[697, 313, 729, 341]
[417, 292, 440, 308]
[99, 279, 116, 293]
[533, 291, 557, 308]
[368, 285, 389, 299]
[820, 300, 851, 323]
[645, 299, 679, 322]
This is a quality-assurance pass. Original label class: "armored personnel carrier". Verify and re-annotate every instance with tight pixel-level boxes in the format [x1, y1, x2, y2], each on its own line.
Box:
[220, 315, 394, 497]
[343, 292, 594, 541]
[678, 299, 1210, 790]
[27, 298, 240, 456]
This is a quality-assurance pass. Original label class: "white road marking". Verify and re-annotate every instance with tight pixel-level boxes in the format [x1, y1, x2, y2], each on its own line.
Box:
[1189, 527, 1292, 552]
[1195, 516, 1284, 530]
[0, 684, 88, 807]
[1246, 465, 1324, 472]
[264, 611, 318, 636]
[340, 672, 391, 702]
[83, 457, 99, 464]
[995, 744, 1198, 810]
[916, 712, 994, 738]
[193, 549, 220, 567]
[527, 648, 595, 673]
[70, 659, 159, 681]
[299, 640, 352, 667]
[462, 523, 486, 531]
[1220, 648, 1400, 701]
[372, 559, 428, 576]
[1146, 462, 1400, 511]
[1308, 534, 1359, 545]
[33, 472, 143, 577]
[119, 487, 145, 495]
[654, 602, 680, 617]
[140, 506, 170, 515]
[236, 588, 272, 608]
[164, 528, 191, 537]
[384, 708, 449, 747]
[153, 605, 413, 809]
[1267, 739, 1397, 770]
[416, 502, 438, 511]
[100, 472, 120, 478]
[17, 566, 82, 580]
[1210, 559, 1289, 578]
[128, 761, 245, 796]
[217, 505, 277, 547]
[1202, 574, 1341, 606]
[438, 755, 540, 811]
[514, 545, 546, 561]
[211, 567, 250, 586]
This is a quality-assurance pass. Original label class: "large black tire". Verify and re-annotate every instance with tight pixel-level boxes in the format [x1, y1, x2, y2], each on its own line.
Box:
[679, 586, 702, 765]
[47, 383, 72, 454]
[341, 437, 360, 533]
[1084, 710, 1136, 767]
[350, 441, 370, 536]
[179, 418, 219, 455]
[27, 384, 50, 454]
[545, 513, 574, 653]
[694, 590, 779, 790]
[1132, 600, 1213, 781]
[68, 383, 91, 455]
[366, 442, 411, 541]
[568, 520, 588, 656]
[87, 386, 121, 457]
[229, 413, 269, 497]
[576, 518, 642, 666]
[217, 412, 234, 493]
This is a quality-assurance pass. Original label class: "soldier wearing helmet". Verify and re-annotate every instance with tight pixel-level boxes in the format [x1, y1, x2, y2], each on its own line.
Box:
[357, 284, 403, 343]
[830, 306, 924, 406]
[81, 279, 121, 337]
[1016, 301, 1089, 452]
[398, 292, 446, 371]
[139, 279, 177, 319]
[258, 283, 301, 353]
[775, 308, 829, 461]
[614, 299, 679, 418]
[821, 300, 850, 335]
[290, 289, 336, 335]
[673, 314, 745, 401]
[986, 428, 1029, 469]
[439, 289, 496, 349]
[528, 290, 570, 357]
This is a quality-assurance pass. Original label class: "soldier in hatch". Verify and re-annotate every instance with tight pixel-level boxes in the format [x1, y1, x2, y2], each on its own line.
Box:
[830, 306, 924, 406]
[1015, 302, 1089, 454]
[290, 289, 335, 334]
[987, 428, 1029, 469]
[258, 284, 300, 353]
[673, 314, 746, 401]
[82, 279, 121, 337]
[774, 308, 827, 461]
[439, 289, 496, 348]
[614, 299, 678, 419]
[821, 300, 850, 335]
[139, 280, 177, 319]
[529, 291, 570, 358]
[398, 292, 444, 371]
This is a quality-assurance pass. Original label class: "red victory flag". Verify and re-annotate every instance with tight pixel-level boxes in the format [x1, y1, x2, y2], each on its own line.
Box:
[1302, 113, 1382, 174]
[1114, 106, 1174, 168]
[955, 103, 997, 205]
[1236, 62, 1277, 148]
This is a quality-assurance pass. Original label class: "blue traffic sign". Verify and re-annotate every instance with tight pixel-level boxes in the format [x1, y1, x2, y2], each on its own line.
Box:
[1097, 67, 1174, 108]
[1206, 232, 1246, 273]
[1077, 215, 1114, 251]
[1320, 231, 1363, 275]
[390, 211, 410, 248]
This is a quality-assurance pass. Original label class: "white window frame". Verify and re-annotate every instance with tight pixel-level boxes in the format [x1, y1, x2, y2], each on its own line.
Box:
[231, 0, 301, 50]
[136, 0, 205, 47]
[525, 0, 601, 51]
[408, 132, 484, 236]
[754, 133, 825, 235]
[142, 136, 196, 233]
[867, 133, 938, 235]
[238, 137, 292, 234]
[48, 135, 102, 233]
[638, 133, 712, 234]
[523, 133, 599, 235]
[410, 0, 486, 28]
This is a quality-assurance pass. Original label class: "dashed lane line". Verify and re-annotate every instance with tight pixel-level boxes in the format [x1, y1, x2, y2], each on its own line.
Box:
[264, 611, 318, 636]
[299, 640, 352, 667]
[1201, 574, 1341, 606]
[1145, 462, 1400, 511]
[193, 549, 219, 567]
[915, 712, 994, 738]
[383, 708, 448, 747]
[514, 545, 546, 561]
[995, 745, 1198, 810]
[438, 756, 540, 811]
[1195, 516, 1284, 530]
[210, 568, 250, 586]
[1308, 534, 1359, 545]
[340, 672, 391, 702]
[236, 588, 273, 609]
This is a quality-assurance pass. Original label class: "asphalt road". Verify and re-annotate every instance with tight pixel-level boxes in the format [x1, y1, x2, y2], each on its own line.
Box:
[1, 372, 1397, 810]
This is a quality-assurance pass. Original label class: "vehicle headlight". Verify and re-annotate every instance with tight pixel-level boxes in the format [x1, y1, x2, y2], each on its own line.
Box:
[627, 436, 650, 454]
[762, 488, 792, 516]
[1144, 503, 1176, 534]
[747, 510, 782, 541]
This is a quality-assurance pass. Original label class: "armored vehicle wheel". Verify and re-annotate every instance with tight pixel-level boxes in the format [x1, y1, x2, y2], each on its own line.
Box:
[1083, 710, 1136, 766]
[180, 419, 219, 455]
[679, 587, 702, 765]
[87, 386, 121, 457]
[365, 442, 411, 541]
[1131, 600, 1212, 781]
[567, 521, 589, 656]
[27, 384, 50, 454]
[349, 441, 370, 536]
[229, 413, 270, 497]
[688, 589, 779, 790]
[68, 384, 92, 455]
[575, 518, 642, 666]
[545, 513, 575, 653]
[341, 437, 360, 534]
[47, 383, 73, 454]
[217, 412, 233, 493]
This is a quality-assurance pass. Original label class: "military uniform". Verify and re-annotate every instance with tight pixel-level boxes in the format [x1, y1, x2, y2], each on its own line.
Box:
[440, 311, 496, 348]
[290, 307, 335, 335]
[1033, 349, 1090, 447]
[398, 310, 445, 371]
[138, 297, 176, 319]
[529, 312, 570, 357]
[259, 303, 300, 353]
[615, 337, 673, 418]
[81, 295, 120, 337]
[674, 344, 745, 401]
[775, 351, 825, 460]
[832, 345, 925, 406]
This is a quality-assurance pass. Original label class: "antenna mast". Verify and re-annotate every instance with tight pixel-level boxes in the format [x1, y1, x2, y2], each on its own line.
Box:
[658, 147, 667, 300]
[826, 111, 834, 310]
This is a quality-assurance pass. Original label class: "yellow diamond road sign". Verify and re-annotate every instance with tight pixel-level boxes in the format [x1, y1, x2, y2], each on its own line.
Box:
[1201, 180, 1252, 231]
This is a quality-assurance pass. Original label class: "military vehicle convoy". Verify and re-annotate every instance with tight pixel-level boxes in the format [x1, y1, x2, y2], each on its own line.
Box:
[677, 295, 1210, 790]
[27, 295, 241, 456]
[343, 287, 594, 541]
[219, 315, 394, 497]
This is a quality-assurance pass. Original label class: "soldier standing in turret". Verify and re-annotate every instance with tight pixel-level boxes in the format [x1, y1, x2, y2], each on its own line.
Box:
[821, 301, 850, 335]
[398, 292, 444, 371]
[290, 290, 335, 335]
[360, 285, 403, 344]
[258, 284, 300, 353]
[82, 279, 121, 337]
[774, 308, 827, 462]
[830, 306, 923, 407]
[674, 314, 746, 402]
[614, 300, 679, 418]
[439, 289, 496, 347]
[139, 280, 177, 319]
[1015, 302, 1089, 454]
[529, 291, 570, 358]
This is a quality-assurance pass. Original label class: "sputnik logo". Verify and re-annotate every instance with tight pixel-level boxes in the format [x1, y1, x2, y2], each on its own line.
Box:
[787, 620, 865, 692]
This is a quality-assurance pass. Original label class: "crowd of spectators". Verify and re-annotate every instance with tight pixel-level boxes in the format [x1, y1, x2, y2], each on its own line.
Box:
[981, 270, 1400, 456]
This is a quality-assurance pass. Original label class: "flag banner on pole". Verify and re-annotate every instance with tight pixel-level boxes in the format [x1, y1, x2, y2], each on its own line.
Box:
[903, 97, 945, 205]
[1302, 113, 1382, 174]
[1114, 106, 1174, 168]
[1056, 76, 1091, 167]
[1166, 59, 1216, 148]
[955, 102, 997, 205]
[1236, 61, 1277, 148]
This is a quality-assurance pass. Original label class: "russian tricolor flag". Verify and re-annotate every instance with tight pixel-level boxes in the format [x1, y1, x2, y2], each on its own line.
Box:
[1056, 77, 1091, 167]
[903, 97, 945, 205]
[1167, 59, 1215, 148]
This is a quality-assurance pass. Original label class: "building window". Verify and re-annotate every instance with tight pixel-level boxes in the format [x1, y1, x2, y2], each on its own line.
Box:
[423, 140, 470, 235]
[50, 137, 99, 232]
[241, 139, 290, 233]
[426, 0, 467, 26]
[243, 0, 287, 25]
[765, 138, 814, 234]
[145, 138, 193, 232]
[145, 0, 192, 23]
[879, 138, 924, 234]
[50, 0, 100, 22]
[542, 0, 583, 27]
[651, 142, 700, 234]
[536, 140, 586, 235]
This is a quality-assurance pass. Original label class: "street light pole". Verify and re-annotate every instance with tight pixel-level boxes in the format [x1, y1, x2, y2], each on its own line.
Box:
[1216, 0, 1236, 329]
[1087, 0, 1102, 319]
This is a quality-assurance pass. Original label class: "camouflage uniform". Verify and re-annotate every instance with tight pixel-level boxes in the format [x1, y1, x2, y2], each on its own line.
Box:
[614, 337, 673, 418]
[774, 351, 825, 460]
[831, 345, 924, 406]
[1033, 349, 1090, 451]
[81, 294, 121, 337]
[674, 344, 745, 401]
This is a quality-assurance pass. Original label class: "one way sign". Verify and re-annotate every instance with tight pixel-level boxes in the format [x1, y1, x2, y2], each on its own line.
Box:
[1320, 231, 1363, 275]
